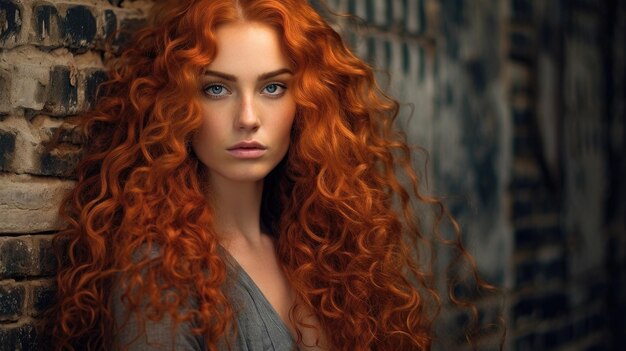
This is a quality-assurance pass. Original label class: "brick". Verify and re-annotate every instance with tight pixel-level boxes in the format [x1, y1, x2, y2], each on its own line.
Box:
[0, 1, 23, 47]
[0, 68, 11, 113]
[0, 116, 38, 174]
[84, 69, 108, 109]
[416, 45, 425, 82]
[0, 237, 57, 278]
[365, 0, 388, 27]
[0, 238, 35, 277]
[515, 257, 567, 286]
[394, 0, 407, 28]
[400, 0, 410, 28]
[0, 115, 84, 176]
[8, 62, 50, 112]
[385, 0, 394, 28]
[44, 65, 78, 115]
[0, 129, 16, 171]
[401, 42, 410, 74]
[0, 173, 75, 233]
[416, 0, 426, 34]
[35, 237, 56, 276]
[103, 9, 118, 40]
[31, 281, 55, 316]
[348, 0, 358, 18]
[405, 0, 426, 34]
[512, 193, 560, 220]
[32, 3, 62, 48]
[513, 293, 569, 325]
[0, 283, 25, 321]
[112, 17, 146, 50]
[33, 115, 83, 146]
[382, 40, 392, 69]
[62, 5, 97, 50]
[39, 144, 82, 177]
[0, 321, 39, 351]
[514, 226, 563, 249]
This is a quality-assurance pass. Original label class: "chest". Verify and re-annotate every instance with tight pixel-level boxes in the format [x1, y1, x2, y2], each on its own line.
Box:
[227, 246, 328, 350]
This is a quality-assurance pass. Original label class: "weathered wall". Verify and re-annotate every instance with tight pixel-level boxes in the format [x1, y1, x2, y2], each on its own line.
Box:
[0, 0, 623, 350]
[430, 0, 510, 348]
[0, 0, 148, 348]
[508, 0, 625, 350]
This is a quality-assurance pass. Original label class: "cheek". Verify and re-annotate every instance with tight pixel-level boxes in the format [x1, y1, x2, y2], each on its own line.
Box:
[192, 111, 223, 156]
[276, 103, 297, 143]
[274, 122, 294, 154]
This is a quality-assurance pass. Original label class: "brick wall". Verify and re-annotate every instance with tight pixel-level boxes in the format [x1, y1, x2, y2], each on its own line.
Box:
[0, 0, 624, 350]
[0, 0, 148, 349]
[506, 0, 626, 350]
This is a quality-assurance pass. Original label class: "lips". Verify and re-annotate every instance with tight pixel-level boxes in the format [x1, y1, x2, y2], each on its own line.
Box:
[227, 141, 267, 159]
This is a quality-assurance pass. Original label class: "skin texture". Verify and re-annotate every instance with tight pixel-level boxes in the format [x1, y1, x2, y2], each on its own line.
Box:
[193, 22, 296, 185]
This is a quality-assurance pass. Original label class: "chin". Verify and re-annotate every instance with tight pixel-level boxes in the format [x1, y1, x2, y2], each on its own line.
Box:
[212, 167, 275, 183]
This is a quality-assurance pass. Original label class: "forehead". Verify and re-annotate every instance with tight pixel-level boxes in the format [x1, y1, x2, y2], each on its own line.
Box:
[208, 21, 291, 74]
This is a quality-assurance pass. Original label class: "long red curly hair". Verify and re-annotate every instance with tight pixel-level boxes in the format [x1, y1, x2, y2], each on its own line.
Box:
[47, 0, 494, 350]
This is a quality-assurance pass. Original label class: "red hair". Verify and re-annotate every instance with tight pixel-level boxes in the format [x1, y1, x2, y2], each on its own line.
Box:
[48, 0, 496, 350]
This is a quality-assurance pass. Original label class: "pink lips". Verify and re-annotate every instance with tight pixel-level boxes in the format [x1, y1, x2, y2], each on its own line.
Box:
[227, 141, 267, 159]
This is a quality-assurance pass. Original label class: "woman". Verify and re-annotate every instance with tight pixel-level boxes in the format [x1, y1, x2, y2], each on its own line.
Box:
[49, 0, 490, 350]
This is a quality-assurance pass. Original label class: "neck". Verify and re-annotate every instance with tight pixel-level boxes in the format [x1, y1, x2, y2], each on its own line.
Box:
[206, 173, 265, 248]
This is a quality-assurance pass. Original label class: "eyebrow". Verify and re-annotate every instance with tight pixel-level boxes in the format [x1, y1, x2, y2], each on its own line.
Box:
[203, 68, 293, 82]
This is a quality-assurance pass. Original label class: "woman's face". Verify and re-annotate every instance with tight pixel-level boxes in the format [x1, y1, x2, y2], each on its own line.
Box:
[192, 21, 296, 184]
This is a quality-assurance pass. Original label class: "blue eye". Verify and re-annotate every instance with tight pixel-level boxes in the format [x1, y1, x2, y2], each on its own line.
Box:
[204, 84, 229, 98]
[263, 83, 286, 96]
[266, 84, 278, 93]
[209, 86, 223, 94]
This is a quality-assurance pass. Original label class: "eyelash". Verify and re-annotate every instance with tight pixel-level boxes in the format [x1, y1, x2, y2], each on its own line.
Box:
[201, 82, 288, 99]
[202, 83, 230, 99]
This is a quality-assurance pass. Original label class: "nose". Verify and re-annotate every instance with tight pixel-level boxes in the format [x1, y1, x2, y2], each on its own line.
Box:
[235, 95, 260, 131]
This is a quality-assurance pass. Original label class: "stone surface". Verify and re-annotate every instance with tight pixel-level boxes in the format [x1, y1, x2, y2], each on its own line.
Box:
[0, 283, 25, 321]
[0, 320, 38, 351]
[433, 0, 511, 289]
[0, 1, 23, 47]
[31, 280, 56, 316]
[0, 237, 35, 277]
[0, 174, 75, 233]
[0, 0, 150, 349]
[62, 5, 97, 50]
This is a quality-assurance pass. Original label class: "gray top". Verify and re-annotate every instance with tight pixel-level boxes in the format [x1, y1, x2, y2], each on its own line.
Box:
[112, 251, 296, 351]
